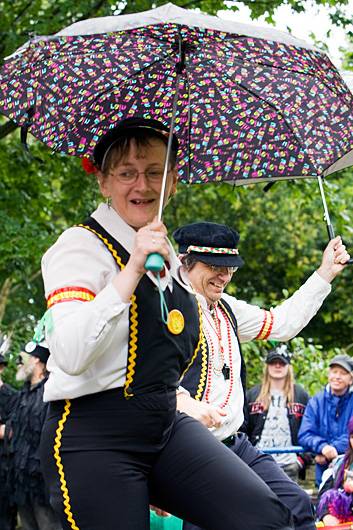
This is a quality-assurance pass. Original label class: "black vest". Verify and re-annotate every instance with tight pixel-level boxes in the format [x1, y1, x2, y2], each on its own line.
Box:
[79, 217, 202, 398]
[181, 298, 247, 405]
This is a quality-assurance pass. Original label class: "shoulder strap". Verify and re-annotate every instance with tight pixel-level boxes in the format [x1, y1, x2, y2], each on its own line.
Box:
[219, 298, 238, 333]
[77, 217, 129, 270]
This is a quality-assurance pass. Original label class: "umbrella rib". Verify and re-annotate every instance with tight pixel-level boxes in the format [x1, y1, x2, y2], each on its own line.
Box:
[211, 37, 343, 99]
[74, 54, 174, 111]
[184, 68, 192, 183]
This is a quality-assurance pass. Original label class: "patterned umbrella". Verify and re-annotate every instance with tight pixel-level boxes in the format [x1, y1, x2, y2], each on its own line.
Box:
[0, 3, 352, 261]
[1, 2, 353, 186]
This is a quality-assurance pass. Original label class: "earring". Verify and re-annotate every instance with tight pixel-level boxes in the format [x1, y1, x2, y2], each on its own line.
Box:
[106, 197, 112, 209]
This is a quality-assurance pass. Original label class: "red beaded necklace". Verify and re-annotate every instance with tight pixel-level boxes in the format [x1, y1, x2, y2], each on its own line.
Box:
[203, 304, 234, 409]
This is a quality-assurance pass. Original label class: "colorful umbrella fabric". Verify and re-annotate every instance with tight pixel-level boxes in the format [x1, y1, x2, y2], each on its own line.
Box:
[1, 3, 353, 185]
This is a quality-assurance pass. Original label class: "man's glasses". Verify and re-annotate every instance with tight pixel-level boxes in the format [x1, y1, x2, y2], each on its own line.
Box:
[208, 265, 238, 275]
[111, 168, 170, 184]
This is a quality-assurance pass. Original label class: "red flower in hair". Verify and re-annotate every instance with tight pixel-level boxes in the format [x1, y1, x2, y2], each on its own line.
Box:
[81, 157, 97, 174]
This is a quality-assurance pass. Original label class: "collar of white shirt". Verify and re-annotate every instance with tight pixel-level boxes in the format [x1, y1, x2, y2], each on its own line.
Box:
[92, 203, 186, 292]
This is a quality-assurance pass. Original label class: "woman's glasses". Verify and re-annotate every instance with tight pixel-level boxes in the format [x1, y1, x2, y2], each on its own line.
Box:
[111, 168, 170, 184]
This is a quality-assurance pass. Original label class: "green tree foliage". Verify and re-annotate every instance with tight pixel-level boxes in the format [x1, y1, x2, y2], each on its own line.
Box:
[0, 0, 352, 390]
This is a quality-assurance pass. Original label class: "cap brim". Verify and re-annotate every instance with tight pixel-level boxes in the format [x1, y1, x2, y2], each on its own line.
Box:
[266, 355, 290, 365]
[192, 253, 244, 268]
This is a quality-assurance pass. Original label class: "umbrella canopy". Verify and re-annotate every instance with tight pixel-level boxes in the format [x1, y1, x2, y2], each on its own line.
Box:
[1, 2, 353, 186]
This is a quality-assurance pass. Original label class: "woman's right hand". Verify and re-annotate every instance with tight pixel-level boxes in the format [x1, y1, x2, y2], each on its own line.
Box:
[112, 219, 170, 302]
[126, 219, 170, 276]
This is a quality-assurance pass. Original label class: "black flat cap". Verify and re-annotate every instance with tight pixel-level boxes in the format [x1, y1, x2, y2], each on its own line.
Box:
[93, 117, 179, 170]
[24, 341, 50, 364]
[173, 221, 244, 267]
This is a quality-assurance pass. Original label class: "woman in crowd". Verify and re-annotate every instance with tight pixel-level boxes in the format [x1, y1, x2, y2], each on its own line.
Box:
[246, 344, 310, 482]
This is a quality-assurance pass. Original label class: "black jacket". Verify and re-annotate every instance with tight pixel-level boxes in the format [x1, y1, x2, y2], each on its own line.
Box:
[2, 379, 49, 506]
[245, 383, 309, 447]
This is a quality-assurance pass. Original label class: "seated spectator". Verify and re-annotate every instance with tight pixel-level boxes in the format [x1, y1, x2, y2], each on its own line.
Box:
[246, 344, 310, 482]
[298, 354, 353, 486]
[316, 416, 353, 526]
[0, 341, 62, 530]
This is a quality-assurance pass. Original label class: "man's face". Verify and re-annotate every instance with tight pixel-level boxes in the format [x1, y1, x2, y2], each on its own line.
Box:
[187, 261, 235, 305]
[328, 364, 353, 396]
[16, 353, 36, 382]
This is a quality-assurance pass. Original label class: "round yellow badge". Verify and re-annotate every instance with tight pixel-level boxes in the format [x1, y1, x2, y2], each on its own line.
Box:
[167, 309, 185, 335]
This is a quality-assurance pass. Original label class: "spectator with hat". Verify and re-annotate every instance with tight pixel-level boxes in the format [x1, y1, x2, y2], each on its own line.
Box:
[299, 353, 353, 486]
[246, 344, 310, 482]
[173, 220, 349, 530]
[0, 341, 62, 530]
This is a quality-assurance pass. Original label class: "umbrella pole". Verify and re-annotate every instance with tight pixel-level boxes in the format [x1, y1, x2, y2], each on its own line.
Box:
[317, 175, 353, 264]
[144, 73, 182, 273]
[157, 74, 181, 222]
[317, 175, 335, 240]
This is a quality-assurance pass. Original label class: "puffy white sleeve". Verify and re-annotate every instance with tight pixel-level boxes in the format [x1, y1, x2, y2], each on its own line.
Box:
[223, 271, 331, 343]
[42, 227, 130, 375]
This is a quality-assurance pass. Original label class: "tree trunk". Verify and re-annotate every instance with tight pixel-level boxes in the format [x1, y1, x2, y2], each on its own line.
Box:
[0, 278, 12, 326]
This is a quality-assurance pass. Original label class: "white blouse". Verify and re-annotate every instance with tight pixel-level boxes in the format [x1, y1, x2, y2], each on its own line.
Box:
[42, 203, 189, 401]
[188, 271, 331, 441]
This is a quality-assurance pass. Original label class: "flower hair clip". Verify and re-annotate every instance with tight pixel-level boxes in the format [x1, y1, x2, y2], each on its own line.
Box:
[81, 157, 98, 174]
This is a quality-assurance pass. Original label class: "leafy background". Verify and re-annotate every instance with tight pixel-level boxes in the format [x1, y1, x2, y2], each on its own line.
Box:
[1, 0, 353, 392]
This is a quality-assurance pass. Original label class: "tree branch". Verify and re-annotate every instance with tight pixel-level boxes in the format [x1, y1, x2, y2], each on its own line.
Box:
[0, 120, 18, 141]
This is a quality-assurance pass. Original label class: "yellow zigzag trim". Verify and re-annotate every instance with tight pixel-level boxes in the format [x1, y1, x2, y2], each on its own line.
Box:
[53, 400, 80, 530]
[125, 293, 137, 398]
[78, 224, 138, 399]
[194, 331, 208, 401]
[180, 299, 207, 401]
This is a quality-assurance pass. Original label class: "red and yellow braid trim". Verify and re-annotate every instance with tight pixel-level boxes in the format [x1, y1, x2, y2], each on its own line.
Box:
[47, 286, 96, 309]
[255, 310, 274, 340]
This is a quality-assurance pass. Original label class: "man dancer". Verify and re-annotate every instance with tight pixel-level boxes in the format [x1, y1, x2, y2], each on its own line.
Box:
[173, 221, 349, 530]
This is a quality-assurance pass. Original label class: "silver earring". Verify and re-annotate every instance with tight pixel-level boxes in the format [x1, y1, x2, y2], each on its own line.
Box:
[106, 197, 112, 208]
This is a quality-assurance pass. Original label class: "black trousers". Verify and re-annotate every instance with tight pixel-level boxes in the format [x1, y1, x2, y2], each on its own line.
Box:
[40, 390, 293, 530]
[0, 491, 16, 530]
[183, 434, 315, 530]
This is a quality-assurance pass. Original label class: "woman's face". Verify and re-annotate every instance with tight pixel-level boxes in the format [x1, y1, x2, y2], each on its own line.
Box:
[98, 138, 177, 229]
[267, 359, 289, 380]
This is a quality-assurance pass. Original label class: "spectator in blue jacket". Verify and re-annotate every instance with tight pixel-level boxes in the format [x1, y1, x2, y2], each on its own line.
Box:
[298, 354, 353, 486]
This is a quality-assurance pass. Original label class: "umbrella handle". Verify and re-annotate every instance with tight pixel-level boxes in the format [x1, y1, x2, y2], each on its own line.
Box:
[326, 224, 353, 265]
[145, 253, 165, 272]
